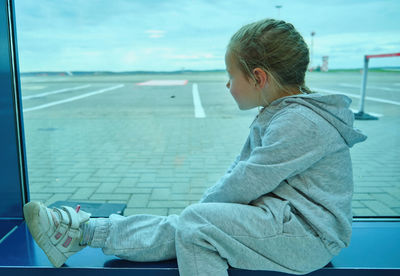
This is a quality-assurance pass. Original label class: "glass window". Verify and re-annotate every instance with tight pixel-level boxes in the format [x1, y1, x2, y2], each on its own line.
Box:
[15, 0, 400, 217]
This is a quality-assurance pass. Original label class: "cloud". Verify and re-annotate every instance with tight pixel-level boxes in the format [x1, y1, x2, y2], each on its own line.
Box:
[145, 30, 166, 38]
[310, 32, 400, 68]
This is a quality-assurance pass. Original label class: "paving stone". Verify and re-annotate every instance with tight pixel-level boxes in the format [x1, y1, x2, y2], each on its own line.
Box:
[127, 194, 151, 207]
[148, 200, 190, 208]
[92, 169, 114, 177]
[170, 194, 202, 201]
[38, 187, 77, 193]
[370, 193, 400, 208]
[45, 193, 73, 205]
[114, 187, 152, 194]
[28, 185, 47, 193]
[96, 183, 118, 193]
[70, 187, 96, 200]
[90, 193, 130, 201]
[352, 193, 374, 200]
[354, 187, 384, 193]
[139, 174, 157, 182]
[171, 183, 190, 194]
[87, 177, 122, 183]
[46, 180, 71, 187]
[107, 200, 128, 204]
[114, 165, 132, 173]
[361, 201, 398, 216]
[381, 187, 400, 200]
[150, 188, 171, 200]
[71, 172, 94, 182]
[119, 178, 140, 187]
[66, 181, 101, 187]
[156, 176, 188, 183]
[351, 201, 365, 208]
[352, 208, 378, 217]
[29, 193, 53, 201]
[137, 181, 172, 188]
[168, 208, 185, 215]
[191, 187, 207, 194]
[190, 178, 210, 188]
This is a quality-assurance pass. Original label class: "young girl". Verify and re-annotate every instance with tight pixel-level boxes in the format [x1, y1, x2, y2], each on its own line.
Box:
[24, 18, 366, 275]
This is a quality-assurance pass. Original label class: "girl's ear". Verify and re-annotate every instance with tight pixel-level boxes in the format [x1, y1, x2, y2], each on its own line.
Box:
[252, 68, 268, 89]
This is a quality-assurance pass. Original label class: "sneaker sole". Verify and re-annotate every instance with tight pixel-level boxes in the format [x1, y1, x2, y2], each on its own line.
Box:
[24, 202, 67, 267]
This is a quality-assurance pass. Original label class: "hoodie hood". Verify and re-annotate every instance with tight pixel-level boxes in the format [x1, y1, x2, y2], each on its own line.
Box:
[269, 93, 367, 147]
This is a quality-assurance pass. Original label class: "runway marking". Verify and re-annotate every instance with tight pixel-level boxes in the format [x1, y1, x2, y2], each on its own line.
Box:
[24, 85, 46, 91]
[311, 87, 400, 106]
[23, 84, 125, 112]
[22, 84, 91, 100]
[338, 83, 398, 92]
[192, 83, 205, 118]
[137, 80, 188, 86]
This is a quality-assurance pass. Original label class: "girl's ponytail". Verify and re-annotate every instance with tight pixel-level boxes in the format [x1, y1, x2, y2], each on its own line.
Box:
[299, 84, 314, 94]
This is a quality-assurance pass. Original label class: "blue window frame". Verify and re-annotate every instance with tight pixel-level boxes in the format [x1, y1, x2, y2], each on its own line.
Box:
[0, 0, 28, 222]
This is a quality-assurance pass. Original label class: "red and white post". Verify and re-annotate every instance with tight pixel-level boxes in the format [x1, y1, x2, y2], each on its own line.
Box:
[354, 52, 400, 120]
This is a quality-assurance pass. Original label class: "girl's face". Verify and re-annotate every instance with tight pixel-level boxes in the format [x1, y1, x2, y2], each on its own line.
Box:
[225, 52, 260, 110]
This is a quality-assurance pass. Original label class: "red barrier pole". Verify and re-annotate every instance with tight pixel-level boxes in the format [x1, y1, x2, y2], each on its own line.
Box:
[366, 53, 400, 59]
[354, 52, 400, 120]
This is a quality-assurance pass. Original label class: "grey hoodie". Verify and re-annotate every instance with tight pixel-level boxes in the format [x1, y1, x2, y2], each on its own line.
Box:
[200, 93, 367, 255]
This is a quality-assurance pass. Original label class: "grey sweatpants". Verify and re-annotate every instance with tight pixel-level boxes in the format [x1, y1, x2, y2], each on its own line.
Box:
[90, 202, 334, 276]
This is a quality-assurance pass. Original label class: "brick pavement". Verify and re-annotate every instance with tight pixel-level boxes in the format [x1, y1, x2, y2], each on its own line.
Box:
[22, 72, 400, 217]
[351, 115, 400, 216]
[25, 115, 249, 216]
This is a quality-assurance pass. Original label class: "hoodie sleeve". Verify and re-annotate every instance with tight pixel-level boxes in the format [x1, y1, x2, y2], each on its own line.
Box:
[200, 110, 329, 204]
[226, 154, 241, 174]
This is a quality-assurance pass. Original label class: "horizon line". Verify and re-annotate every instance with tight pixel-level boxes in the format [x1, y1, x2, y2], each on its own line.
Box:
[20, 66, 400, 75]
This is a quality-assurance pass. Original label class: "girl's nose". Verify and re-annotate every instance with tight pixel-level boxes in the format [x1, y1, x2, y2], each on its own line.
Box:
[226, 81, 230, 89]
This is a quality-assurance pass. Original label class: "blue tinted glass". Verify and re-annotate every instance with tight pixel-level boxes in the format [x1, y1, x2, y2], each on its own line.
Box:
[15, 0, 400, 217]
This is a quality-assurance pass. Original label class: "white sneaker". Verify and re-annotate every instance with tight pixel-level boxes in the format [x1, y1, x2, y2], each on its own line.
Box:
[23, 201, 91, 267]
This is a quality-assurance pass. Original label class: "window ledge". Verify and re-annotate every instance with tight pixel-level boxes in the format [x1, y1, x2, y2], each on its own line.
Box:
[0, 220, 399, 275]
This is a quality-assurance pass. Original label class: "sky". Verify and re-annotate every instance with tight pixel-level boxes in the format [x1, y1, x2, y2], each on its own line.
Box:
[14, 0, 400, 72]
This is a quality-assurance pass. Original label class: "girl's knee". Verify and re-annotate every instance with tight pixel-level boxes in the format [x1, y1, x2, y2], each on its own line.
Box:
[179, 203, 210, 222]
[176, 203, 210, 242]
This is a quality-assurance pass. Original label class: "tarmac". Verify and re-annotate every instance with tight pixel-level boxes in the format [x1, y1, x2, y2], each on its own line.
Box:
[20, 70, 400, 217]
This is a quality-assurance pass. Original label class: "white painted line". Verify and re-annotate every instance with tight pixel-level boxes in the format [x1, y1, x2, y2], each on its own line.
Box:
[25, 85, 46, 91]
[23, 84, 125, 112]
[192, 83, 205, 118]
[350, 108, 383, 118]
[137, 80, 188, 86]
[23, 84, 91, 100]
[311, 87, 400, 106]
[368, 85, 398, 92]
[338, 83, 398, 92]
[338, 83, 359, 88]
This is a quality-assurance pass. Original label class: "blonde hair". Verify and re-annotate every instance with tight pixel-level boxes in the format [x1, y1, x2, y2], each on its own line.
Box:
[227, 18, 313, 98]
